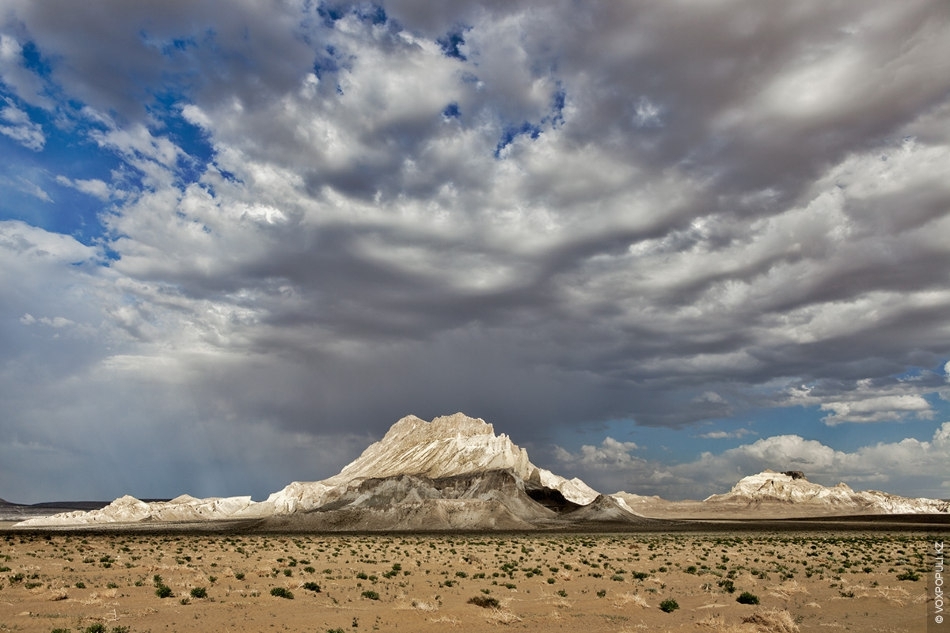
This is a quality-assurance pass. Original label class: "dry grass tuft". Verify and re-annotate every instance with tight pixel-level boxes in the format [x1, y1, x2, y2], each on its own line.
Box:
[876, 585, 909, 607]
[613, 591, 650, 609]
[768, 580, 809, 600]
[696, 613, 727, 628]
[485, 609, 523, 625]
[48, 589, 69, 601]
[741, 608, 800, 633]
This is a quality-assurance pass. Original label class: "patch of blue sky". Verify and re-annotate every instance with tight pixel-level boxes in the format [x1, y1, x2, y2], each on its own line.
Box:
[0, 99, 121, 245]
[139, 28, 199, 58]
[316, 2, 347, 27]
[19, 40, 54, 80]
[437, 29, 468, 61]
[313, 45, 342, 80]
[146, 91, 214, 188]
[162, 35, 198, 57]
[548, 84, 566, 128]
[494, 86, 568, 157]
[442, 102, 461, 119]
[554, 407, 836, 467]
[556, 417, 705, 466]
[494, 121, 542, 158]
[713, 403, 946, 455]
[353, 3, 387, 26]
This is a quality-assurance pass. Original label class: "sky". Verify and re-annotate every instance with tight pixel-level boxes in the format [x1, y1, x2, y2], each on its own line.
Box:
[2, 1, 950, 504]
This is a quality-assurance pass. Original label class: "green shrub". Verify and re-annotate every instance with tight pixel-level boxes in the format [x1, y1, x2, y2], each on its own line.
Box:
[361, 590, 379, 600]
[659, 598, 679, 613]
[736, 591, 759, 605]
[897, 570, 920, 581]
[270, 587, 294, 599]
[303, 581, 321, 592]
[155, 584, 173, 598]
[190, 586, 207, 599]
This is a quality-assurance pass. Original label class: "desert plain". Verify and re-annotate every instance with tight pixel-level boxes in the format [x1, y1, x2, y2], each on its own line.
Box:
[0, 524, 944, 633]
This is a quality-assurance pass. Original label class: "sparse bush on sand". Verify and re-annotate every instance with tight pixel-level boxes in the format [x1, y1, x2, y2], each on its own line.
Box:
[468, 594, 500, 608]
[659, 598, 679, 612]
[737, 591, 760, 605]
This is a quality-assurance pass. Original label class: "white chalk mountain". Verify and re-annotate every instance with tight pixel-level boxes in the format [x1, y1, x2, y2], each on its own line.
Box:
[16, 413, 642, 530]
[16, 417, 949, 530]
[612, 470, 950, 519]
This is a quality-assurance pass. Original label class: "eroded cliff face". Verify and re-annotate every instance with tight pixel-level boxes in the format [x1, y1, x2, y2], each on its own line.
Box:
[335, 413, 537, 483]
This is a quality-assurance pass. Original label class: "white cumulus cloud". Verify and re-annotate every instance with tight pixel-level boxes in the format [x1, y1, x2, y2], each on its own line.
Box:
[0, 100, 45, 150]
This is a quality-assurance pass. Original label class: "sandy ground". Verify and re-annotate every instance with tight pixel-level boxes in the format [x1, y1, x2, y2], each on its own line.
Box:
[0, 526, 941, 632]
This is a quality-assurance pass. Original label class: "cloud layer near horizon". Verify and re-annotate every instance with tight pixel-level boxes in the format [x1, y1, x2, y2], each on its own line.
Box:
[2, 1, 950, 502]
[552, 421, 950, 500]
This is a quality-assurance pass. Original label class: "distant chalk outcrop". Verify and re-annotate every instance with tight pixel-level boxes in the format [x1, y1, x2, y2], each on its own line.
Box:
[612, 469, 950, 519]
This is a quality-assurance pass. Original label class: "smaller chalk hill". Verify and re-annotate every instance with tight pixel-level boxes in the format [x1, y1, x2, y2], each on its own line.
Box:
[613, 470, 950, 519]
[16, 413, 649, 531]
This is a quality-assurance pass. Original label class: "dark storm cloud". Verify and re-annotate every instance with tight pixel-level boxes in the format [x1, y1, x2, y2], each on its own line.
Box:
[2, 0, 950, 501]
